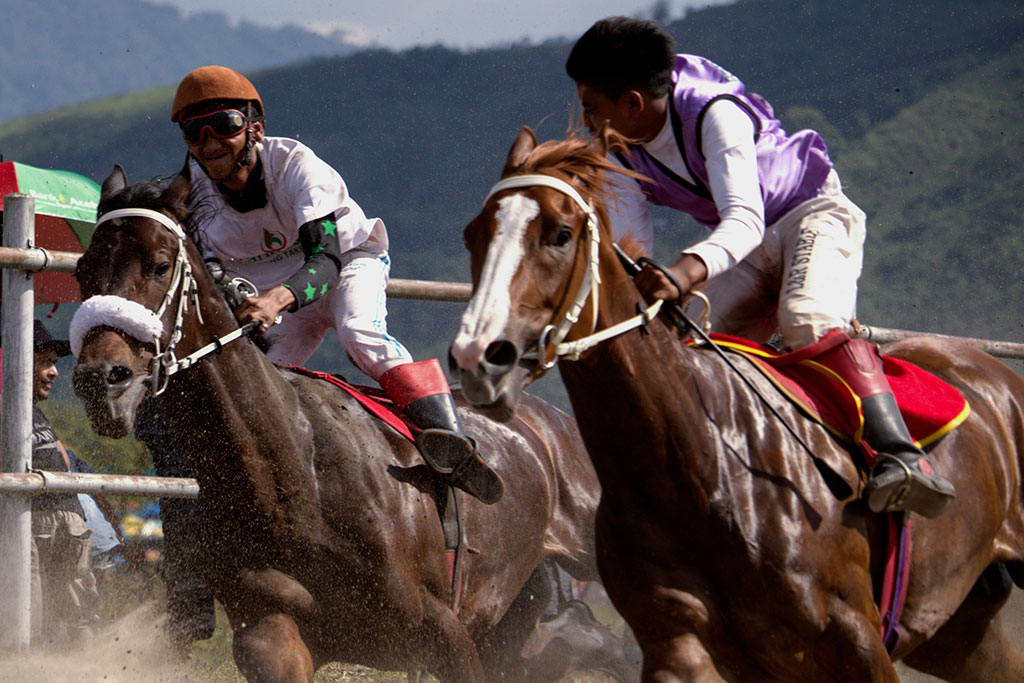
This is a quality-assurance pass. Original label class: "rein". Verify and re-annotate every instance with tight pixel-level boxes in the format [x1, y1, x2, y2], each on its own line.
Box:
[71, 208, 254, 396]
[485, 174, 853, 499]
[485, 174, 663, 367]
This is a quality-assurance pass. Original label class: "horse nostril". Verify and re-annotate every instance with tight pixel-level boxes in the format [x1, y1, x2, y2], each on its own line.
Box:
[106, 364, 135, 386]
[484, 340, 518, 370]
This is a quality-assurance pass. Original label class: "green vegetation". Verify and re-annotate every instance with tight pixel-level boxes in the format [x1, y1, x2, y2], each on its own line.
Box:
[0, 0, 354, 123]
[4, 0, 1019, 448]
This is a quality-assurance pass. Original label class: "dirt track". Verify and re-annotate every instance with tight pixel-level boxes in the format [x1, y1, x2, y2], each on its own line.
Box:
[3, 588, 1021, 680]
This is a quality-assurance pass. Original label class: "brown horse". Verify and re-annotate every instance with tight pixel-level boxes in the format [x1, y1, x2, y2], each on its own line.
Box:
[70, 166, 637, 682]
[449, 126, 1024, 681]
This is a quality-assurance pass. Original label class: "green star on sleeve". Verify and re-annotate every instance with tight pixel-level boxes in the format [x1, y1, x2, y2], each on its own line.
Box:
[307, 267, 318, 275]
[320, 220, 337, 236]
[304, 282, 317, 302]
[321, 283, 329, 295]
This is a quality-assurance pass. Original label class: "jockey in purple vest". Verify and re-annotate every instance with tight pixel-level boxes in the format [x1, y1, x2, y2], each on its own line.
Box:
[567, 16, 954, 518]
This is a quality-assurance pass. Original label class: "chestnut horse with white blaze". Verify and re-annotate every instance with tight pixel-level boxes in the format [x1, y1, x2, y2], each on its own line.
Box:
[70, 165, 636, 682]
[450, 126, 1024, 681]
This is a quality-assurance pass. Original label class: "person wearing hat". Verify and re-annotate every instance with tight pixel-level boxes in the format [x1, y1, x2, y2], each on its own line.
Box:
[28, 319, 100, 647]
[169, 66, 502, 504]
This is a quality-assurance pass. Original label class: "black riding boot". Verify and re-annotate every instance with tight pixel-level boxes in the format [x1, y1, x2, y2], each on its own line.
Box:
[811, 330, 955, 518]
[381, 360, 504, 504]
[860, 392, 955, 518]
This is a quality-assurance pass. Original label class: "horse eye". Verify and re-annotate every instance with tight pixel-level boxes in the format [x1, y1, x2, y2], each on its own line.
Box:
[153, 262, 171, 277]
[549, 228, 573, 248]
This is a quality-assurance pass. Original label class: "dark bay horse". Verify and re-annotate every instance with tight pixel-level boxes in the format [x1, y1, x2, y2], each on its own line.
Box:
[449, 126, 1024, 681]
[70, 166, 634, 682]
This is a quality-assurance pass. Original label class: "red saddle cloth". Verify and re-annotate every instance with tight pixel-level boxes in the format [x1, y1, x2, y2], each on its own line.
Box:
[698, 334, 971, 451]
[286, 367, 417, 442]
[695, 334, 969, 653]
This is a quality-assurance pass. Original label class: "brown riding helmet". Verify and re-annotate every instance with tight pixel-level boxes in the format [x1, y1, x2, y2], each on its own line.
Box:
[171, 66, 263, 122]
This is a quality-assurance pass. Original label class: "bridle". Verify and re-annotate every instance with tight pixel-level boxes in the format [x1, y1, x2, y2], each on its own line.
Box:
[484, 174, 664, 369]
[70, 208, 255, 396]
[482, 173, 853, 499]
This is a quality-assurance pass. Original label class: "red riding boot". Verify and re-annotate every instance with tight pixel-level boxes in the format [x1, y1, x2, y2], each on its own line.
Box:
[380, 359, 504, 504]
[812, 332, 955, 518]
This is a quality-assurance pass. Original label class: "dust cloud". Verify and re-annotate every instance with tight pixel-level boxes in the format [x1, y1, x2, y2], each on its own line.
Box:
[0, 601, 190, 683]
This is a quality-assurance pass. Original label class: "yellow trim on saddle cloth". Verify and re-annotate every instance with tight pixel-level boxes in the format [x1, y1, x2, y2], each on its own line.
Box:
[918, 400, 971, 449]
[686, 336, 971, 449]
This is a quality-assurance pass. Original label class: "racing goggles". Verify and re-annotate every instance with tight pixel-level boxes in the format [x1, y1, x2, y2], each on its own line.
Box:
[180, 108, 252, 145]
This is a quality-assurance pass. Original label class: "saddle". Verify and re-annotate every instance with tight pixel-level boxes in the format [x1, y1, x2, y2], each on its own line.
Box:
[692, 333, 970, 452]
[689, 334, 971, 653]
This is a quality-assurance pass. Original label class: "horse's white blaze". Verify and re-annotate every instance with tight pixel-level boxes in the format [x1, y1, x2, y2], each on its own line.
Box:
[451, 194, 538, 371]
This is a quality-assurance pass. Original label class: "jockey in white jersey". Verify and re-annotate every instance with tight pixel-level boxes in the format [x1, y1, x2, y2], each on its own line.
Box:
[567, 17, 954, 518]
[170, 66, 502, 504]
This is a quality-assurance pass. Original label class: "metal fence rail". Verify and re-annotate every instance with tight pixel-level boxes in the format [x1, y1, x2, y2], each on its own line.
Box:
[0, 193, 477, 651]
[4, 192, 1024, 652]
[0, 471, 200, 498]
[0, 248, 474, 301]
[852, 324, 1024, 360]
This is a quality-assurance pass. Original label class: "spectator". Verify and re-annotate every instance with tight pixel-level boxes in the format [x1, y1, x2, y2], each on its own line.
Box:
[28, 319, 101, 647]
[66, 450, 125, 580]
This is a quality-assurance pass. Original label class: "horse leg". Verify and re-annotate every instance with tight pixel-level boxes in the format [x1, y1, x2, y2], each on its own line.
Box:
[523, 600, 640, 683]
[638, 631, 726, 683]
[412, 589, 485, 683]
[232, 612, 314, 683]
[901, 564, 1024, 681]
[474, 561, 555, 680]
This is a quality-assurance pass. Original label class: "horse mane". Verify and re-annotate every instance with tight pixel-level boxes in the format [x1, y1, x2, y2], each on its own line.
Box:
[512, 128, 648, 253]
[514, 130, 635, 205]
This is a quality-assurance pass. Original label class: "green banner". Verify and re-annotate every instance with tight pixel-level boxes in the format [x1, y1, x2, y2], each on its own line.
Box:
[12, 161, 99, 224]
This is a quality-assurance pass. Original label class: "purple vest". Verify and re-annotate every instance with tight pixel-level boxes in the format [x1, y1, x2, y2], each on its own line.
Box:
[617, 55, 833, 228]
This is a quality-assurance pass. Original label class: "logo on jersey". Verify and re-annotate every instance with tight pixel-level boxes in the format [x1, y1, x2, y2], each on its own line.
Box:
[262, 229, 287, 253]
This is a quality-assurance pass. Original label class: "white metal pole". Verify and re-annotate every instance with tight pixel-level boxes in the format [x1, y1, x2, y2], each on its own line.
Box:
[0, 194, 36, 651]
[0, 471, 199, 498]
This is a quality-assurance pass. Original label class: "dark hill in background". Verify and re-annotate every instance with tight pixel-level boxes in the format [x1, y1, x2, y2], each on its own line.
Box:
[0, 0, 356, 123]
[1, 0, 1022, 404]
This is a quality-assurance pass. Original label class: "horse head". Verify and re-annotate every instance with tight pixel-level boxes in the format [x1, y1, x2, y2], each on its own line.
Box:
[72, 165, 231, 437]
[450, 126, 640, 420]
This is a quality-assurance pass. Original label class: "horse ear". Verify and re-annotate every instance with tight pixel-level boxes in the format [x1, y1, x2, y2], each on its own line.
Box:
[502, 127, 538, 176]
[100, 165, 127, 200]
[161, 160, 192, 213]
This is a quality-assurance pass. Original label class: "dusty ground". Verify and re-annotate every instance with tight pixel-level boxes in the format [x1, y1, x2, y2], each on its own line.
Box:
[3, 587, 1022, 681]
[0, 599, 620, 682]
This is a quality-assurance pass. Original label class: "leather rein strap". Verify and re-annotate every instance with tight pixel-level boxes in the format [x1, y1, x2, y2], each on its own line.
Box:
[83, 208, 255, 395]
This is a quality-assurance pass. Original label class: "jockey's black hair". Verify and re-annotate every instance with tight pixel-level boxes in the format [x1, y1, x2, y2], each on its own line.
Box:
[566, 16, 675, 100]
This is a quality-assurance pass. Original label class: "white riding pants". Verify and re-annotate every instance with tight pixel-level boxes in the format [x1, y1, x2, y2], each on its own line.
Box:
[264, 248, 413, 380]
[686, 171, 867, 350]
